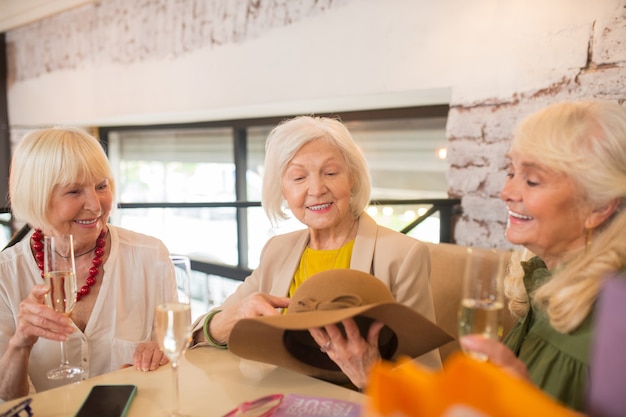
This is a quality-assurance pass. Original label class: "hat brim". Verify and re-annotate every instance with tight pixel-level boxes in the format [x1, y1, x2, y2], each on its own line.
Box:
[229, 302, 453, 383]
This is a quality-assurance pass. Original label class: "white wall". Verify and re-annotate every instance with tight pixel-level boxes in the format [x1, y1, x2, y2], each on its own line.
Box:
[5, 0, 620, 127]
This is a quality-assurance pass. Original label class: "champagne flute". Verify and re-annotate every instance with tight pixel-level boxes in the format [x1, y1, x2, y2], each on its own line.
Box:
[43, 234, 84, 379]
[155, 255, 192, 417]
[458, 247, 506, 361]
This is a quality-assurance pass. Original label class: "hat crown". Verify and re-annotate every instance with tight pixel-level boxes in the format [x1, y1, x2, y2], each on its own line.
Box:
[294, 294, 362, 313]
[287, 269, 394, 315]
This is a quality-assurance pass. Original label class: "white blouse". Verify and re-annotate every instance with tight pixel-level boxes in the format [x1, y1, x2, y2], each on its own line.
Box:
[0, 225, 177, 395]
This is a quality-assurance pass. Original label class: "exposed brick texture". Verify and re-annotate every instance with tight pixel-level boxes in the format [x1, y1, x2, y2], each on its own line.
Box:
[448, 5, 626, 246]
[6, 0, 349, 82]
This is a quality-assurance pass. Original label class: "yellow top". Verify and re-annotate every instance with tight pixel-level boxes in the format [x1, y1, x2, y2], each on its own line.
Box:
[289, 239, 355, 298]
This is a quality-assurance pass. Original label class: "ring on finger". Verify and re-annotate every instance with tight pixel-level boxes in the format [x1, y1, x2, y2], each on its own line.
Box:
[320, 339, 332, 353]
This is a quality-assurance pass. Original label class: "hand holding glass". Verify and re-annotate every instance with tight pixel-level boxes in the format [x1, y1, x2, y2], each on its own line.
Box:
[43, 234, 84, 379]
[154, 255, 192, 417]
[458, 248, 505, 361]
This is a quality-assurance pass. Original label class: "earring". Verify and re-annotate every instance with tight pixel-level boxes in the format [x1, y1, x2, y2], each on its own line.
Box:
[585, 228, 593, 252]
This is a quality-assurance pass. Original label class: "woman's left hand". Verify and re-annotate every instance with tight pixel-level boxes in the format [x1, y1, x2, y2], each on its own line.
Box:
[130, 341, 169, 372]
[309, 318, 385, 389]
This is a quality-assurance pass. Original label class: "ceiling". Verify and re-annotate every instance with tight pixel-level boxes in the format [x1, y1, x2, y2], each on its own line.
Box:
[0, 0, 97, 32]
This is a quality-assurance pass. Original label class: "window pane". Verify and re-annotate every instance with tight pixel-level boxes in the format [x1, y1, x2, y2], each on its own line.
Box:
[0, 213, 12, 249]
[344, 117, 448, 200]
[246, 206, 271, 269]
[247, 126, 272, 201]
[366, 203, 441, 243]
[347, 117, 447, 243]
[108, 128, 239, 264]
[115, 207, 238, 264]
[111, 128, 235, 204]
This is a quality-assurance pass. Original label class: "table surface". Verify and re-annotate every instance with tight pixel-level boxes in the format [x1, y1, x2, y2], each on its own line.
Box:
[0, 347, 365, 417]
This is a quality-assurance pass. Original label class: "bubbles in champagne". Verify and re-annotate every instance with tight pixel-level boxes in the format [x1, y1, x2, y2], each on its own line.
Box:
[458, 298, 504, 361]
[155, 303, 192, 361]
[44, 271, 78, 314]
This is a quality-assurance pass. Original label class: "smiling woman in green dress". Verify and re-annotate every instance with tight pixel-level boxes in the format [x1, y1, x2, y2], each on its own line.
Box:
[460, 100, 626, 412]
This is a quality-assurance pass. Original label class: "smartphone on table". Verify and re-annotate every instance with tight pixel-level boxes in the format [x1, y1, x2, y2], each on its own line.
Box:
[74, 384, 137, 417]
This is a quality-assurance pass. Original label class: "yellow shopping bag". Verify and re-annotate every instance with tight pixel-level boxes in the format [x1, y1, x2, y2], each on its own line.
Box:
[364, 352, 579, 417]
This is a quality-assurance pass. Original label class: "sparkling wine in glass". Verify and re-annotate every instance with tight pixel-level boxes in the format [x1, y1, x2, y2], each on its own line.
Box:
[155, 255, 192, 417]
[43, 234, 84, 379]
[458, 247, 506, 361]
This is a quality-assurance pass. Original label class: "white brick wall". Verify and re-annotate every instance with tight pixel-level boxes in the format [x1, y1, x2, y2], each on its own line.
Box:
[448, 7, 626, 246]
[6, 0, 349, 81]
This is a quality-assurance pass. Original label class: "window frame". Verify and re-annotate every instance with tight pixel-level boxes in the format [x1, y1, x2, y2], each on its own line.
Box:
[99, 104, 454, 281]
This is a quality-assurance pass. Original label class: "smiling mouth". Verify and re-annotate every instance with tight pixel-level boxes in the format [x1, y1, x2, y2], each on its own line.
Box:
[307, 203, 332, 211]
[508, 210, 533, 220]
[75, 218, 99, 225]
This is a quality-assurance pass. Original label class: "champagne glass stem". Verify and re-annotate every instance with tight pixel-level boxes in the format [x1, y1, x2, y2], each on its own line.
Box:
[171, 359, 181, 416]
[59, 340, 70, 368]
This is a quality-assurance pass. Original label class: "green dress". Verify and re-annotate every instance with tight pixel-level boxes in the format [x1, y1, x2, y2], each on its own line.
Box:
[503, 257, 593, 412]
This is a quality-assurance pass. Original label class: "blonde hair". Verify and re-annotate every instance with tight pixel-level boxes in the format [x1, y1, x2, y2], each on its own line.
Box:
[505, 100, 626, 333]
[9, 127, 116, 230]
[262, 116, 371, 226]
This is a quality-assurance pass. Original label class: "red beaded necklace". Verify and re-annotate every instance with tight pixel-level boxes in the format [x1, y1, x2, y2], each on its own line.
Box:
[32, 229, 107, 301]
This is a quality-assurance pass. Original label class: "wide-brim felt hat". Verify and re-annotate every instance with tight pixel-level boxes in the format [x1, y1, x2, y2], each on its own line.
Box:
[228, 269, 454, 384]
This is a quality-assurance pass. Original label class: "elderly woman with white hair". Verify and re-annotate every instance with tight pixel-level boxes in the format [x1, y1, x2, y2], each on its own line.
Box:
[191, 115, 441, 389]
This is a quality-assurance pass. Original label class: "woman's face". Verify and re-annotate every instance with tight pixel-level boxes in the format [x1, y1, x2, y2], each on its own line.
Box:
[282, 139, 354, 232]
[47, 177, 113, 247]
[501, 150, 596, 268]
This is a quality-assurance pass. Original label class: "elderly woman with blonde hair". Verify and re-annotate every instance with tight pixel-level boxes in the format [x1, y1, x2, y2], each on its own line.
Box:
[460, 100, 626, 412]
[0, 127, 177, 401]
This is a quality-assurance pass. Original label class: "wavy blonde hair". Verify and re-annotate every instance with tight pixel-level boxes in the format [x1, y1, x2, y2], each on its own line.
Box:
[504, 100, 626, 333]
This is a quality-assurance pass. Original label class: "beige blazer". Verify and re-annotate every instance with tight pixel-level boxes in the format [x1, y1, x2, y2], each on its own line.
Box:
[193, 212, 442, 368]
